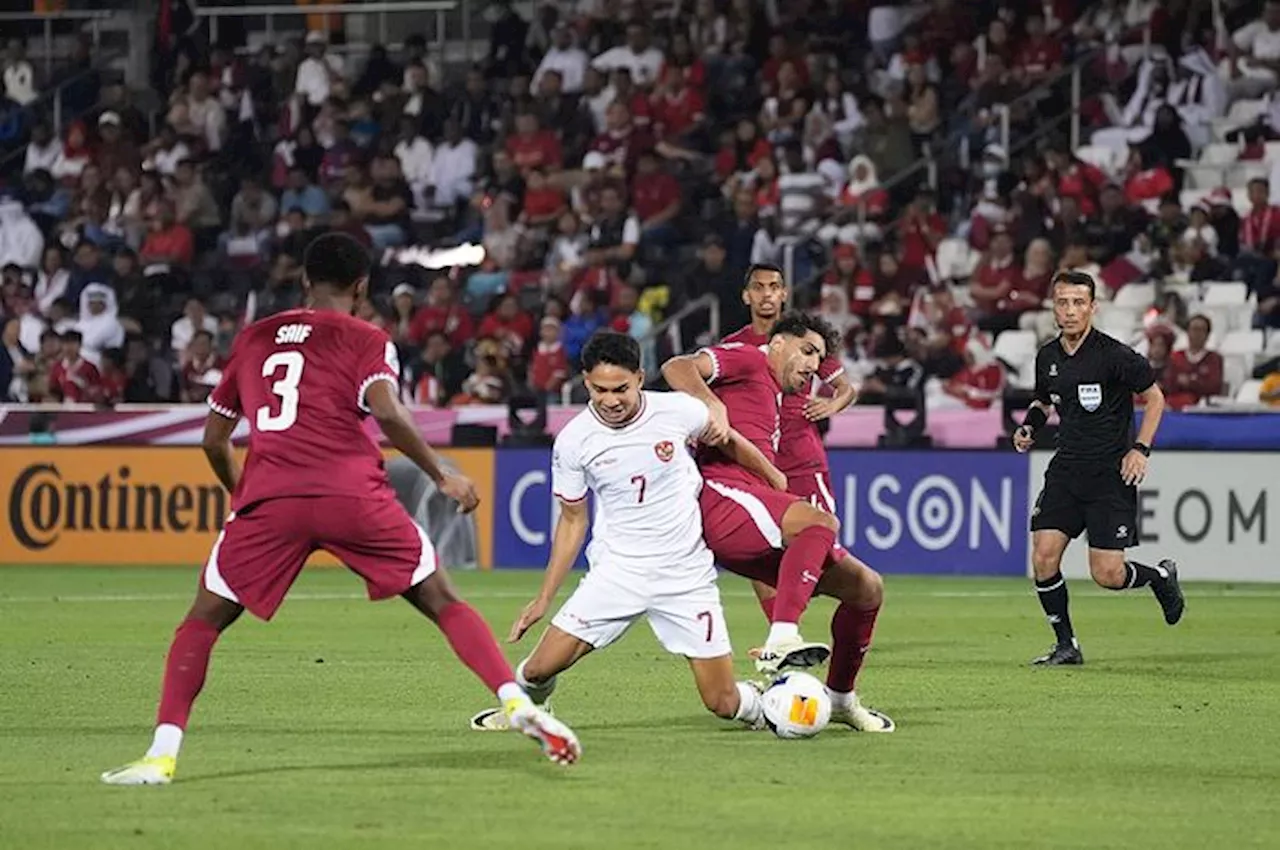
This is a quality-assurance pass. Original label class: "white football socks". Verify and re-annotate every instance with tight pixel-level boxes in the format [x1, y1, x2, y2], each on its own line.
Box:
[515, 658, 557, 705]
[145, 723, 184, 759]
[765, 622, 799, 645]
[733, 682, 763, 725]
[826, 689, 855, 712]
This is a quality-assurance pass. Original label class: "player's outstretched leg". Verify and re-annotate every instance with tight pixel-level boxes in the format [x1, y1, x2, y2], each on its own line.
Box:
[404, 573, 581, 765]
[470, 626, 594, 731]
[101, 588, 243, 786]
[1030, 531, 1083, 666]
[1090, 550, 1185, 626]
[688, 656, 766, 729]
[751, 502, 838, 674]
[815, 553, 895, 732]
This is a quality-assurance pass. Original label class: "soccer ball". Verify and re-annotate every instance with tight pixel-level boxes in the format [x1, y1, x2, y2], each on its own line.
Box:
[761, 672, 832, 739]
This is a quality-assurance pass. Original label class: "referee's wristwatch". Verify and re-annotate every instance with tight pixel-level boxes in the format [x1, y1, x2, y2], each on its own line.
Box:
[1132, 442, 1151, 457]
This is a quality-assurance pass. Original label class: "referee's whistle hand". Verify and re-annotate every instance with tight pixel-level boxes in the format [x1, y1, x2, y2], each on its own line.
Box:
[1012, 426, 1034, 453]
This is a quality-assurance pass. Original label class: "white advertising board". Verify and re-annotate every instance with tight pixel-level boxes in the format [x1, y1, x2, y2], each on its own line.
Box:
[1027, 452, 1277, 583]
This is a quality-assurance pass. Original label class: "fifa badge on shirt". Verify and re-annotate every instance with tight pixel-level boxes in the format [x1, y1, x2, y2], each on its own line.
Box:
[654, 441, 675, 462]
[1077, 383, 1102, 412]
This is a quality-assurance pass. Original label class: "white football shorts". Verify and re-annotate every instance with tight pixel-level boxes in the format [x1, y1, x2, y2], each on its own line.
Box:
[550, 567, 732, 659]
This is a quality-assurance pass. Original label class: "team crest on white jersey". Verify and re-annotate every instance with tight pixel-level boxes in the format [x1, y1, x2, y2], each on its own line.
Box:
[654, 440, 675, 462]
[1077, 383, 1102, 412]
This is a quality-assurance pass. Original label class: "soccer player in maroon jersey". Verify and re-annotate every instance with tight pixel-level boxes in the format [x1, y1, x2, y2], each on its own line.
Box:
[722, 264, 891, 731]
[101, 234, 580, 785]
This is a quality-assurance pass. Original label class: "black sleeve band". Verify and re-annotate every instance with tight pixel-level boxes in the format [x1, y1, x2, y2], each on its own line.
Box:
[1022, 406, 1048, 431]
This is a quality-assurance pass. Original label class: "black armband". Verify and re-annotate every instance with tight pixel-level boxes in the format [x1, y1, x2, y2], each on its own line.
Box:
[1022, 406, 1048, 432]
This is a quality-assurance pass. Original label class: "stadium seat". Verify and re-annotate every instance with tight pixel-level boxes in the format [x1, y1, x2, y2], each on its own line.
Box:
[1075, 145, 1121, 175]
[1265, 142, 1280, 164]
[1202, 281, 1249, 306]
[1097, 305, 1139, 339]
[992, 329, 1037, 372]
[1235, 378, 1264, 403]
[1267, 330, 1280, 353]
[935, 238, 979, 281]
[1224, 355, 1251, 397]
[1200, 143, 1241, 165]
[1180, 188, 1211, 211]
[1227, 98, 1269, 125]
[1229, 161, 1271, 189]
[1113, 282, 1155, 311]
[1231, 188, 1252, 216]
[1220, 329, 1265, 357]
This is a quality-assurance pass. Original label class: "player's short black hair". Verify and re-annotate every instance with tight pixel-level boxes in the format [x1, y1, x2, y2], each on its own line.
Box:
[743, 262, 785, 289]
[1051, 269, 1096, 301]
[769, 311, 840, 358]
[581, 330, 641, 373]
[303, 232, 370, 291]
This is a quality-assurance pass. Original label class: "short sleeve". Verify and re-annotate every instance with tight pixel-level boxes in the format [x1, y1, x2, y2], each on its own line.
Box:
[551, 437, 587, 503]
[208, 341, 242, 419]
[817, 355, 844, 383]
[622, 216, 641, 245]
[1032, 347, 1051, 405]
[356, 329, 401, 413]
[670, 393, 710, 440]
[1116, 343, 1157, 394]
[698, 342, 757, 386]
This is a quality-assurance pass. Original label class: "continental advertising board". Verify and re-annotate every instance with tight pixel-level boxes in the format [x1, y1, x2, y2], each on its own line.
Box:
[0, 448, 494, 567]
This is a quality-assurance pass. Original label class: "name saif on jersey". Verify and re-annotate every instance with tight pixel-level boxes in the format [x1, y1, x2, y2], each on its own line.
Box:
[275, 324, 314, 345]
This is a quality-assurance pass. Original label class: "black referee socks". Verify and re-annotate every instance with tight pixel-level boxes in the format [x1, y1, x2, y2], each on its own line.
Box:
[1034, 572, 1076, 646]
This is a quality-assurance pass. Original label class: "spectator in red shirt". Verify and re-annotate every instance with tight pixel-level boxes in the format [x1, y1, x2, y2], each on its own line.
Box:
[506, 111, 563, 175]
[825, 243, 877, 319]
[1014, 13, 1064, 86]
[714, 117, 772, 182]
[409, 276, 474, 349]
[1045, 146, 1108, 217]
[1163, 313, 1224, 409]
[899, 189, 947, 270]
[1019, 238, 1055, 311]
[139, 200, 195, 269]
[660, 31, 707, 92]
[179, 329, 224, 402]
[1240, 177, 1280, 255]
[528, 315, 570, 398]
[939, 332, 1006, 409]
[97, 347, 128, 406]
[520, 167, 568, 234]
[477, 293, 535, 357]
[1123, 147, 1174, 209]
[591, 101, 656, 177]
[970, 226, 1026, 333]
[48, 330, 102, 403]
[650, 66, 706, 145]
[631, 150, 682, 250]
[761, 33, 810, 93]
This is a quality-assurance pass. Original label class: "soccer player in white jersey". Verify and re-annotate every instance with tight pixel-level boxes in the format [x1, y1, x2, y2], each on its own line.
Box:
[470, 331, 787, 731]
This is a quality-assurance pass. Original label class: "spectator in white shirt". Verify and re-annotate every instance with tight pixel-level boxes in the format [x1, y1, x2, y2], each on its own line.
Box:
[428, 118, 478, 211]
[170, 297, 219, 355]
[776, 142, 829, 237]
[592, 23, 665, 89]
[295, 30, 345, 109]
[3, 39, 36, 106]
[0, 198, 43, 270]
[393, 116, 434, 211]
[533, 23, 589, 94]
[142, 123, 191, 177]
[167, 72, 227, 153]
[1231, 1, 1280, 100]
[24, 122, 59, 175]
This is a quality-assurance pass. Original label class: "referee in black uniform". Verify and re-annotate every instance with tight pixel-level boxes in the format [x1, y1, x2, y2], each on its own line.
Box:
[1013, 270, 1185, 666]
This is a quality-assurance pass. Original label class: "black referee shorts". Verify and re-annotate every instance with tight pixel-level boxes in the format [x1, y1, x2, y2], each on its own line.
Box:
[1030, 461, 1137, 551]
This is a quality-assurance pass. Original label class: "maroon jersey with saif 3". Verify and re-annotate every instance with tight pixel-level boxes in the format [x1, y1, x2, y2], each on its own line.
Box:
[204, 308, 436, 621]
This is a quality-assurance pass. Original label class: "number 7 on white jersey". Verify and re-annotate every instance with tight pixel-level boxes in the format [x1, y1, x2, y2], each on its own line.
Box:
[257, 351, 306, 432]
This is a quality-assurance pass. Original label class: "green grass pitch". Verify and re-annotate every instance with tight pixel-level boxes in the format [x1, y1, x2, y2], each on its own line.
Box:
[1, 566, 1278, 850]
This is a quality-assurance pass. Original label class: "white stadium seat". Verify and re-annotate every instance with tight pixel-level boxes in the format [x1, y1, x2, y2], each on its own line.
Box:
[992, 329, 1038, 370]
[934, 237, 979, 281]
[1235, 378, 1264, 403]
[1228, 98, 1269, 125]
[1201, 281, 1249, 306]
[1267, 330, 1280, 353]
[1265, 142, 1280, 163]
[1220, 329, 1265, 357]
[1224, 356, 1251, 397]
[1232, 188, 1252, 216]
[1200, 143, 1241, 165]
[1075, 145, 1121, 175]
[1112, 282, 1155, 311]
[1228, 161, 1271, 189]
[1180, 188, 1211, 211]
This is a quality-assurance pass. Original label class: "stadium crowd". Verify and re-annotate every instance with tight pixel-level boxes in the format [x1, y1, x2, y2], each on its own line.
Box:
[2, 0, 1280, 412]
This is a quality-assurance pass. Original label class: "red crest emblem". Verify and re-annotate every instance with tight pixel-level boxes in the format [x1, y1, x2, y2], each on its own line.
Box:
[654, 441, 675, 462]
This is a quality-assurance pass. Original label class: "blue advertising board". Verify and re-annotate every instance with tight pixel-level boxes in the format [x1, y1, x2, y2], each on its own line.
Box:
[495, 448, 1031, 574]
[825, 451, 1030, 575]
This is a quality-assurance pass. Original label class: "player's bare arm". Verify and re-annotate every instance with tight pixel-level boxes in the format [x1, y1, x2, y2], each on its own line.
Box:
[1122, 383, 1164, 486]
[364, 379, 480, 513]
[661, 352, 729, 444]
[719, 428, 786, 490]
[804, 372, 857, 422]
[201, 411, 242, 493]
[509, 497, 590, 643]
